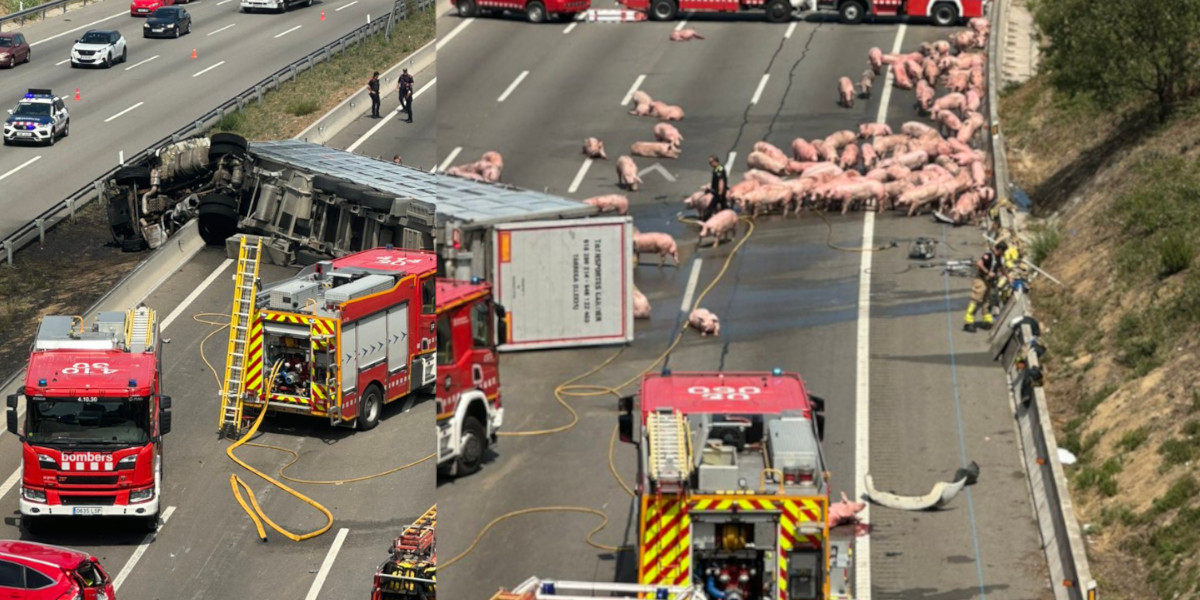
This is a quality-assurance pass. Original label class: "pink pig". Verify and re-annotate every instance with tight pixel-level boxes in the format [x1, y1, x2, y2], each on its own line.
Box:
[859, 69, 875, 99]
[684, 188, 713, 213]
[743, 169, 783, 186]
[753, 141, 789, 164]
[583, 194, 630, 215]
[652, 103, 685, 121]
[747, 151, 787, 175]
[633, 287, 651, 319]
[828, 491, 867, 528]
[902, 121, 934, 137]
[653, 122, 684, 148]
[633, 231, 680, 267]
[583, 137, 608, 159]
[915, 80, 935, 113]
[861, 143, 878, 169]
[631, 141, 681, 159]
[839, 143, 860, 170]
[838, 76, 855, 108]
[629, 90, 653, 116]
[792, 138, 819, 161]
[698, 209, 738, 249]
[858, 122, 893, 139]
[868, 47, 883, 74]
[616, 156, 642, 192]
[825, 129, 856, 150]
[892, 61, 914, 90]
[668, 28, 705, 41]
[688, 308, 720, 337]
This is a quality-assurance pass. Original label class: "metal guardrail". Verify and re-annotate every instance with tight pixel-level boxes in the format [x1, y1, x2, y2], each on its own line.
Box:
[984, 2, 1094, 599]
[0, 0, 433, 265]
[0, 0, 96, 29]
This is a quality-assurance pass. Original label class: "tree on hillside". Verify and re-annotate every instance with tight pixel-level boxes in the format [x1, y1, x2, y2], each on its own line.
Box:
[1032, 0, 1200, 122]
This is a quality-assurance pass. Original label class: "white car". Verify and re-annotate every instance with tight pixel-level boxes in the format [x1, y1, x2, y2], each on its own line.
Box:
[70, 29, 127, 68]
[3, 89, 70, 146]
[240, 0, 310, 13]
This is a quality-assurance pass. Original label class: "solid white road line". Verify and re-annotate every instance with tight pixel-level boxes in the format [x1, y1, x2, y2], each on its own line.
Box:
[104, 102, 144, 123]
[55, 58, 70, 66]
[785, 21, 796, 38]
[192, 60, 225, 77]
[336, 0, 358, 10]
[438, 147, 462, 172]
[217, 0, 234, 5]
[854, 23, 907, 600]
[0, 156, 41, 182]
[750, 73, 770, 105]
[125, 54, 160, 69]
[680, 259, 703, 312]
[275, 24, 302, 38]
[621, 74, 646, 106]
[207, 23, 236, 36]
[436, 18, 473, 51]
[31, 11, 126, 45]
[0, 469, 20, 503]
[347, 78, 436, 153]
[568, 158, 593, 194]
[304, 528, 350, 600]
[161, 259, 233, 331]
[497, 70, 529, 102]
[112, 505, 177, 592]
[673, 19, 687, 31]
[563, 21, 577, 34]
[724, 151, 736, 175]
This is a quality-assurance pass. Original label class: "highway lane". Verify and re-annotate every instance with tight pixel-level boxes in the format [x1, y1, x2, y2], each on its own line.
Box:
[324, 55, 437, 171]
[435, 13, 1048, 600]
[0, 246, 434, 598]
[0, 0, 402, 241]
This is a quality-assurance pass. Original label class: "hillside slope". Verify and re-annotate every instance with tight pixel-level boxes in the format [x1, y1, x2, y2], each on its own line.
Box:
[1002, 76, 1200, 599]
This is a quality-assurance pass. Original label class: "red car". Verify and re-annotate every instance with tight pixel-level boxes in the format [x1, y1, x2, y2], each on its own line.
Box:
[130, 0, 182, 17]
[0, 540, 115, 600]
[0, 33, 31, 68]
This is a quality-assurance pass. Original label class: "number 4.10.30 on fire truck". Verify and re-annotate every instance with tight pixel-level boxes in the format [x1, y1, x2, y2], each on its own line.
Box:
[6, 306, 172, 533]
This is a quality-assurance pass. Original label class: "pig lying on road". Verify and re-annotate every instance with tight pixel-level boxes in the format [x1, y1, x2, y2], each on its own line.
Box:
[629, 90, 652, 116]
[633, 287, 651, 319]
[688, 308, 720, 337]
[584, 194, 630, 215]
[829, 491, 866, 528]
[651, 103, 685, 121]
[668, 28, 705, 40]
[653, 123, 684, 148]
[631, 141, 681, 159]
[583, 137, 607, 159]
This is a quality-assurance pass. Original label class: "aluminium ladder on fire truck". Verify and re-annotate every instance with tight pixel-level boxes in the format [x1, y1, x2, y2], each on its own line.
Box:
[125, 306, 155, 353]
[219, 235, 263, 439]
[646, 409, 693, 494]
[488, 577, 707, 600]
[373, 505, 436, 600]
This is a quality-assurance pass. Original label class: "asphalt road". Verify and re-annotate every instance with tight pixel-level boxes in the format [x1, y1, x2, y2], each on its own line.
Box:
[435, 10, 1049, 600]
[0, 247, 434, 598]
[324, 51, 437, 171]
[0, 0, 400, 241]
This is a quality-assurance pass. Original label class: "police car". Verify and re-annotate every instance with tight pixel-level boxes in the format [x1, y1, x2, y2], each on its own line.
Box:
[3, 89, 70, 146]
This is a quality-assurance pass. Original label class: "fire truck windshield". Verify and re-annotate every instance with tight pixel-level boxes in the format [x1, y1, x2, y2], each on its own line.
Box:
[25, 398, 151, 445]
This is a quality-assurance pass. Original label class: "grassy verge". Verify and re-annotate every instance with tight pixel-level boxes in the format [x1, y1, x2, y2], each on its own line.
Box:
[212, 3, 435, 141]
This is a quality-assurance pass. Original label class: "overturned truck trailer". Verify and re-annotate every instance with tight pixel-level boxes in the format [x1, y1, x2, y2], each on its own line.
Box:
[104, 134, 435, 265]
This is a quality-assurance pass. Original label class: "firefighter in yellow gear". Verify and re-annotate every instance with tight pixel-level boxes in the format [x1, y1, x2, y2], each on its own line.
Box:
[964, 246, 1001, 333]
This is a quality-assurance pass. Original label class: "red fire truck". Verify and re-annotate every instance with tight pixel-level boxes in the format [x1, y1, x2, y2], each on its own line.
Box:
[451, 0, 588, 23]
[5, 306, 172, 533]
[436, 277, 505, 477]
[242, 247, 438, 430]
[617, 369, 855, 600]
[812, 0, 983, 25]
[372, 505, 436, 600]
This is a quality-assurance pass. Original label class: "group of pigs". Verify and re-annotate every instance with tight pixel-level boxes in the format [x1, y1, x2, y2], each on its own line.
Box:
[444, 150, 505, 183]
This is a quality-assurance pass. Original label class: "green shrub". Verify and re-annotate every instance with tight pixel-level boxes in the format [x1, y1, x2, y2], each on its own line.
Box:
[1030, 225, 1063, 266]
[1153, 475, 1198, 514]
[1159, 437, 1197, 469]
[1159, 231, 1193, 278]
[1116, 426, 1150, 452]
[286, 99, 321, 117]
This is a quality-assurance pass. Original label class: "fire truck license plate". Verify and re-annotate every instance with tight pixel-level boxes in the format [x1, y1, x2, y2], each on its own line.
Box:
[73, 507, 102, 515]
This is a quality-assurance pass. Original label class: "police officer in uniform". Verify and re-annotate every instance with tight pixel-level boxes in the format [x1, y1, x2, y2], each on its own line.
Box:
[367, 71, 382, 118]
[398, 68, 415, 123]
[701, 154, 729, 222]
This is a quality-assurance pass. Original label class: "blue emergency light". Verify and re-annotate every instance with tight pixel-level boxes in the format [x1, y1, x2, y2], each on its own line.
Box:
[656, 588, 669, 599]
[470, 276, 482, 285]
[540, 582, 556, 594]
[128, 379, 137, 387]
[772, 367, 783, 376]
[385, 244, 394, 250]
[38, 379, 46, 386]
[661, 367, 671, 376]
[24, 93, 33, 99]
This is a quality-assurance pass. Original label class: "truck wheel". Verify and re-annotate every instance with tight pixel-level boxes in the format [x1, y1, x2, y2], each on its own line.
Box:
[209, 133, 248, 163]
[197, 194, 240, 246]
[838, 0, 864, 23]
[356, 385, 382, 431]
[650, 0, 676, 20]
[931, 2, 957, 26]
[22, 516, 42, 535]
[143, 513, 159, 533]
[359, 190, 396, 213]
[456, 416, 486, 476]
[313, 174, 344, 194]
[525, 1, 546, 23]
[456, 0, 476, 17]
[114, 166, 152, 188]
[765, 0, 790, 22]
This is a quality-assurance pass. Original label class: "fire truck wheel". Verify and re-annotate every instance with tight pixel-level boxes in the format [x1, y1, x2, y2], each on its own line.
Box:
[143, 514, 159, 533]
[525, 1, 546, 23]
[456, 0, 476, 17]
[765, 0, 790, 22]
[356, 385, 382, 431]
[113, 166, 152, 188]
[21, 516, 42, 535]
[197, 194, 240, 246]
[457, 416, 486, 475]
[649, 0, 676, 20]
[838, 0, 864, 23]
[930, 2, 957, 26]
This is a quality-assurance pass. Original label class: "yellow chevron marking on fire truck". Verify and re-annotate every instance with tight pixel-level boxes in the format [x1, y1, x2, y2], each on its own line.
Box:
[311, 318, 335, 338]
[245, 318, 263, 393]
[640, 497, 691, 585]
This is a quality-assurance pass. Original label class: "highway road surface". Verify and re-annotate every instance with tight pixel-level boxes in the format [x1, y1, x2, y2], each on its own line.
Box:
[0, 247, 434, 598]
[0, 0, 403, 242]
[434, 9, 1051, 600]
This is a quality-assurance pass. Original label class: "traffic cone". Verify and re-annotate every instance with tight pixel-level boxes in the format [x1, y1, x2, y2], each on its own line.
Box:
[319, 9, 325, 20]
[191, 48, 197, 59]
[74, 87, 81, 101]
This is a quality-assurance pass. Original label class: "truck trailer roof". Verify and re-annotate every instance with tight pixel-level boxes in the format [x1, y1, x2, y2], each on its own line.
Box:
[640, 371, 815, 417]
[434, 171, 599, 228]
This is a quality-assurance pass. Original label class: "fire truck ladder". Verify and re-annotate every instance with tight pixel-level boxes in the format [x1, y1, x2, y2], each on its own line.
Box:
[395, 505, 436, 558]
[219, 236, 263, 440]
[489, 578, 707, 600]
[647, 409, 693, 494]
[124, 306, 155, 353]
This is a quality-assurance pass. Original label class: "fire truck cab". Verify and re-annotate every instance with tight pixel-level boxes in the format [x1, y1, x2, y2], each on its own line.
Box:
[246, 247, 438, 430]
[813, 0, 983, 25]
[619, 369, 853, 600]
[452, 0, 589, 23]
[5, 307, 171, 533]
[436, 277, 505, 477]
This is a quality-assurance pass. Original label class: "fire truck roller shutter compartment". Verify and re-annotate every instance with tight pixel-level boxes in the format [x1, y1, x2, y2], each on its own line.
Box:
[341, 324, 357, 394]
[386, 304, 410, 374]
[358, 313, 387, 372]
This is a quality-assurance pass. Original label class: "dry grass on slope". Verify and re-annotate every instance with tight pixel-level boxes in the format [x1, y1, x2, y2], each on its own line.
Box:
[1000, 76, 1200, 598]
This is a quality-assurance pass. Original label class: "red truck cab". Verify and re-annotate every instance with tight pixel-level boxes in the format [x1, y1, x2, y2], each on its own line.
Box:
[452, 0, 589, 23]
[814, 0, 983, 25]
[5, 307, 171, 534]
